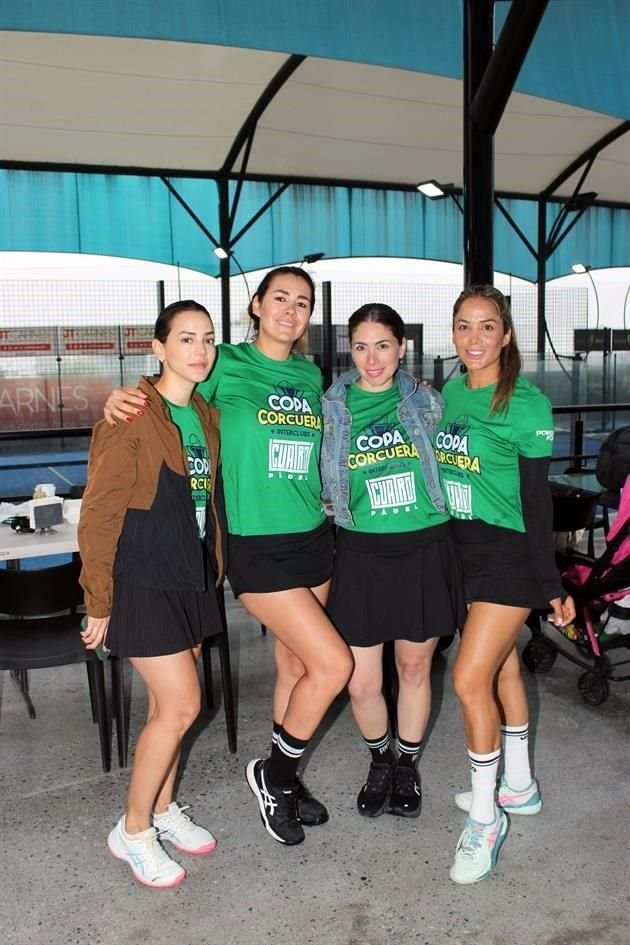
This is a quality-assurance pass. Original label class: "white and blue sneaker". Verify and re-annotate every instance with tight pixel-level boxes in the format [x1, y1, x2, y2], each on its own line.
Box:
[153, 802, 217, 854]
[107, 816, 185, 889]
[455, 776, 542, 816]
[449, 810, 508, 885]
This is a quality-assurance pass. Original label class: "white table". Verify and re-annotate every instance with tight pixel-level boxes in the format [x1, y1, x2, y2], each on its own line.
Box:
[0, 521, 79, 563]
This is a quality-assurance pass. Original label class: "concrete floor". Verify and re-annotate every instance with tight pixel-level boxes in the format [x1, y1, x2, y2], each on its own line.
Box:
[1, 591, 629, 945]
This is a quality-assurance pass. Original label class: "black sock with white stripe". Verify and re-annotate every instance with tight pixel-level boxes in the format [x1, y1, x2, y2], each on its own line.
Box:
[268, 726, 308, 788]
[397, 737, 422, 768]
[364, 732, 395, 766]
[271, 720, 282, 749]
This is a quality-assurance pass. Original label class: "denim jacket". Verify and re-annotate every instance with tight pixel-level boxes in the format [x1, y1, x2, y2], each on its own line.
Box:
[321, 368, 446, 526]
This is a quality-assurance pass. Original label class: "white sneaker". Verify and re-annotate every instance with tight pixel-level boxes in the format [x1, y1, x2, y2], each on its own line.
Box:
[153, 802, 217, 854]
[449, 810, 508, 885]
[455, 776, 542, 816]
[107, 816, 186, 888]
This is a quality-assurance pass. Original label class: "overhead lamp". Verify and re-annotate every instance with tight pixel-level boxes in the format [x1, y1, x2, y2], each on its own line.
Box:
[213, 246, 229, 260]
[571, 263, 589, 274]
[303, 252, 325, 264]
[416, 180, 455, 199]
[565, 191, 598, 211]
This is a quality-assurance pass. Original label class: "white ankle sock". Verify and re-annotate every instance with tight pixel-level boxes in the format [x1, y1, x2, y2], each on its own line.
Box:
[501, 723, 532, 791]
[468, 748, 500, 824]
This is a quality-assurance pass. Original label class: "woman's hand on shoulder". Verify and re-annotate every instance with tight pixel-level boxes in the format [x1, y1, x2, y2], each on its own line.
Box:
[104, 387, 148, 425]
[548, 595, 576, 628]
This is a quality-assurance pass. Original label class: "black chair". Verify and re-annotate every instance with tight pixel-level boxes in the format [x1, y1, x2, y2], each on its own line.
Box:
[113, 583, 237, 767]
[550, 486, 599, 558]
[201, 585, 237, 754]
[0, 559, 111, 772]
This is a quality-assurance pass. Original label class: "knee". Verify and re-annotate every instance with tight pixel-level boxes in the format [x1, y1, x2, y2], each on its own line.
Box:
[275, 649, 306, 688]
[348, 666, 381, 705]
[396, 656, 431, 690]
[452, 663, 485, 707]
[317, 648, 354, 697]
[168, 691, 201, 734]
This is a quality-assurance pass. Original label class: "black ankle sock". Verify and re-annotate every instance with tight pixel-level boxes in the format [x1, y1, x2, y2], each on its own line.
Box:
[268, 726, 309, 788]
[364, 732, 395, 766]
[397, 737, 421, 767]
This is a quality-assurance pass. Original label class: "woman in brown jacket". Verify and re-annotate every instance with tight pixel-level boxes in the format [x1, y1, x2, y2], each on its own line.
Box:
[79, 301, 224, 889]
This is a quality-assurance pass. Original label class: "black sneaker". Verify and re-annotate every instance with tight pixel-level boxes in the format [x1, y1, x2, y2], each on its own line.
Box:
[387, 763, 422, 818]
[296, 777, 329, 826]
[357, 761, 394, 817]
[246, 758, 305, 845]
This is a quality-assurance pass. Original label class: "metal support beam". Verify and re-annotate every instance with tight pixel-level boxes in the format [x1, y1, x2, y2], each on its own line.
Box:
[470, 0, 549, 136]
[230, 182, 291, 247]
[463, 0, 494, 286]
[218, 177, 231, 344]
[160, 176, 222, 251]
[537, 199, 547, 356]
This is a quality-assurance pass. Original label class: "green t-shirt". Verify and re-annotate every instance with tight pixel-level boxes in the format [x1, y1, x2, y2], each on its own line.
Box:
[196, 342, 325, 536]
[345, 384, 449, 534]
[435, 374, 555, 531]
[165, 399, 211, 538]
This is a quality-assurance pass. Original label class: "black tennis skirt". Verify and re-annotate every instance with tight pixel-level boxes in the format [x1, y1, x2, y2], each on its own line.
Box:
[327, 522, 465, 648]
[106, 579, 223, 658]
[451, 519, 550, 609]
[226, 518, 335, 597]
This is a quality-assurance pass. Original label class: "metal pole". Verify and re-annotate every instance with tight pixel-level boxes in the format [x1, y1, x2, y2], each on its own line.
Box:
[463, 0, 494, 286]
[537, 199, 547, 357]
[218, 177, 231, 344]
[321, 281, 333, 389]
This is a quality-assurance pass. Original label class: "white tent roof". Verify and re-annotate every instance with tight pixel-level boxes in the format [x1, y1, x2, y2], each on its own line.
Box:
[2, 31, 627, 202]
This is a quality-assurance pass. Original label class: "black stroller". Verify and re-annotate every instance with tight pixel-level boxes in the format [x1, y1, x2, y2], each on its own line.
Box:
[523, 476, 630, 706]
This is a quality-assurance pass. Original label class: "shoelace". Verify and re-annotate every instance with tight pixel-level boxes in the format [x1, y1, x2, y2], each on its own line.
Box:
[457, 821, 487, 858]
[364, 764, 392, 795]
[392, 766, 417, 795]
[134, 831, 172, 878]
[156, 804, 194, 836]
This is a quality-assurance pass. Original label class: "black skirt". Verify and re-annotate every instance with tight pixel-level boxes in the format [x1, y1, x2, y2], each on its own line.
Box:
[327, 522, 465, 648]
[227, 518, 335, 597]
[106, 579, 223, 658]
[451, 519, 550, 609]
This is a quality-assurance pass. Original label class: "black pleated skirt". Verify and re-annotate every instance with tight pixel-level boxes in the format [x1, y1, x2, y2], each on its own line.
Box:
[327, 522, 465, 647]
[227, 518, 334, 597]
[106, 579, 223, 658]
[451, 519, 550, 609]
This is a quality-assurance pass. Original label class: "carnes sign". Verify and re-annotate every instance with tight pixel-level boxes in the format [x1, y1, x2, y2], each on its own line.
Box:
[0, 375, 116, 431]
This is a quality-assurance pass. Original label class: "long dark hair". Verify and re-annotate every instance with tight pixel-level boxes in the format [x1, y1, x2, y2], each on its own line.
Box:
[452, 285, 521, 414]
[348, 303, 406, 344]
[154, 299, 212, 342]
[247, 267, 315, 351]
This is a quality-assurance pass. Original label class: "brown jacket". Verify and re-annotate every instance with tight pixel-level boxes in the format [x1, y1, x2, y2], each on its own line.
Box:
[79, 377, 224, 617]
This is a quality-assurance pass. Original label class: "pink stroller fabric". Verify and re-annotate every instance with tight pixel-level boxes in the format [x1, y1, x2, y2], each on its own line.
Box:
[562, 475, 630, 656]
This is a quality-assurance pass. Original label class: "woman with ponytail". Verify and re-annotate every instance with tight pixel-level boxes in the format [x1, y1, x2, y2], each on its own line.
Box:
[435, 285, 575, 885]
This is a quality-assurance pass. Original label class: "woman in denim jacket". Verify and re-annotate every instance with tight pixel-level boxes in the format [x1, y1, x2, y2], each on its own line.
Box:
[322, 304, 465, 820]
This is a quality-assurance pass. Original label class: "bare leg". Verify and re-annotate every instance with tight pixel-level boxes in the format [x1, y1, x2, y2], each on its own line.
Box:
[452, 603, 530, 753]
[395, 638, 438, 743]
[347, 644, 387, 739]
[150, 645, 201, 815]
[239, 585, 352, 740]
[496, 645, 529, 726]
[271, 581, 331, 727]
[125, 649, 201, 834]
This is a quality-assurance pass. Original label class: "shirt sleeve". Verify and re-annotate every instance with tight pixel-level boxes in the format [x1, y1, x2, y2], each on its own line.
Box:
[78, 422, 139, 618]
[512, 391, 555, 458]
[518, 454, 564, 603]
[195, 343, 224, 404]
